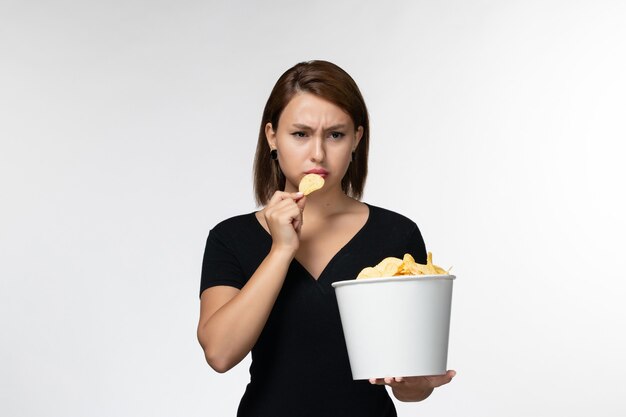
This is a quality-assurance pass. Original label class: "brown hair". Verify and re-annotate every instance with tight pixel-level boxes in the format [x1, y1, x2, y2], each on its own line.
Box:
[253, 60, 370, 206]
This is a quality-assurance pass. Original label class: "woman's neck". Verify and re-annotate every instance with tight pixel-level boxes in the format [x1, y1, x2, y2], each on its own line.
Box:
[302, 192, 360, 220]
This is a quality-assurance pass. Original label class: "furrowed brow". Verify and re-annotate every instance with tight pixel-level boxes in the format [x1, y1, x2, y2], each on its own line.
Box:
[325, 124, 348, 131]
[291, 123, 348, 130]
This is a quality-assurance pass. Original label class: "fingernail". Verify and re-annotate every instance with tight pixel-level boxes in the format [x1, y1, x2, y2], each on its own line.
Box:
[295, 192, 303, 197]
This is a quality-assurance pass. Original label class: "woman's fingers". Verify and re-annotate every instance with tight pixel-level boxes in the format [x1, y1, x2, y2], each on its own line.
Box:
[263, 191, 307, 250]
[265, 193, 302, 218]
[369, 377, 402, 385]
[293, 195, 307, 232]
[369, 371, 455, 387]
[423, 370, 456, 387]
[267, 198, 301, 222]
[266, 191, 303, 207]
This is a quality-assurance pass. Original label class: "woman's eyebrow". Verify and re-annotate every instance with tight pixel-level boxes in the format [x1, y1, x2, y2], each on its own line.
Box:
[291, 123, 348, 130]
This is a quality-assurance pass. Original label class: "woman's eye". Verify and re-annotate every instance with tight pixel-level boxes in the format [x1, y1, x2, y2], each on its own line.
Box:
[330, 132, 345, 139]
[292, 131, 307, 138]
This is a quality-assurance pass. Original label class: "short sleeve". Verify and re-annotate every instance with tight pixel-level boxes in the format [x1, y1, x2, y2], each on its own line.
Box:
[406, 224, 427, 264]
[200, 228, 246, 297]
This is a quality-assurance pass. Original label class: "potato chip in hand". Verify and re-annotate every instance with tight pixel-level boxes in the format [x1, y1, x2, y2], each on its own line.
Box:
[299, 173, 325, 195]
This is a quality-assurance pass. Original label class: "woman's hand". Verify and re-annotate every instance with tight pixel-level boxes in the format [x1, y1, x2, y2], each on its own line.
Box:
[263, 191, 307, 254]
[369, 370, 456, 402]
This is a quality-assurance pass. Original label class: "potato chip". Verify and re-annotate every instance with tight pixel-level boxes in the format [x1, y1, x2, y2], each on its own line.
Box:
[299, 173, 325, 195]
[407, 262, 431, 276]
[425, 252, 437, 275]
[397, 254, 417, 275]
[375, 257, 403, 276]
[434, 265, 448, 274]
[356, 267, 383, 279]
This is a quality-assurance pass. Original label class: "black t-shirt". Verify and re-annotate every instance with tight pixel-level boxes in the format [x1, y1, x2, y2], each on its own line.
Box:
[201, 204, 427, 417]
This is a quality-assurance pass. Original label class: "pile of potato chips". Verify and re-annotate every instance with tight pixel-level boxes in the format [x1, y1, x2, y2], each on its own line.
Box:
[356, 252, 449, 279]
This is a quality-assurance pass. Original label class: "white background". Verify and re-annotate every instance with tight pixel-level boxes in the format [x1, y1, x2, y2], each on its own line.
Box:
[2, 0, 625, 416]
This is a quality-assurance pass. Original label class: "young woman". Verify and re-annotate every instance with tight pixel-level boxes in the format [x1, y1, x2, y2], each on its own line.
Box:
[197, 60, 455, 417]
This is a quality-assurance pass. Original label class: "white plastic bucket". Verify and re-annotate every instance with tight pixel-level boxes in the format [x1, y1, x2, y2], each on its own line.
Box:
[332, 275, 455, 380]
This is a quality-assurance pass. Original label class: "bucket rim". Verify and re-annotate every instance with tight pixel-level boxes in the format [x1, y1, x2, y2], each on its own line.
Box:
[331, 274, 456, 288]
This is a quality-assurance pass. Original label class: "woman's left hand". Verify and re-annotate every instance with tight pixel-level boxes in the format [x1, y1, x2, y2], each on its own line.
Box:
[369, 370, 456, 402]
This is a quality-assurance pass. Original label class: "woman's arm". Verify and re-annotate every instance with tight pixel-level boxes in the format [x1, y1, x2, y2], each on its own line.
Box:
[197, 191, 305, 373]
[197, 246, 295, 373]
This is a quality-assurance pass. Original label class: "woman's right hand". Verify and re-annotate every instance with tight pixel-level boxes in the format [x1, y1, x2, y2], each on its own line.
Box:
[263, 191, 307, 255]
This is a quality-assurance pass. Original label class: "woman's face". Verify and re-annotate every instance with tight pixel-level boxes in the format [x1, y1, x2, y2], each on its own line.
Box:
[265, 93, 363, 195]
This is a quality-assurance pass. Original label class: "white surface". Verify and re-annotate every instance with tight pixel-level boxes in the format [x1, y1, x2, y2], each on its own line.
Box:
[333, 276, 454, 379]
[1, 1, 625, 416]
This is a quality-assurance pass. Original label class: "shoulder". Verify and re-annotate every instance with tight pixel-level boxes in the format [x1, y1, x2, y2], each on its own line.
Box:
[209, 212, 258, 241]
[366, 203, 419, 231]
[358, 203, 426, 263]
[365, 203, 427, 261]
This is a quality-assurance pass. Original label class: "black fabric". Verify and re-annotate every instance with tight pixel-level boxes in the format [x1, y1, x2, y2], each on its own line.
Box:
[200, 204, 427, 417]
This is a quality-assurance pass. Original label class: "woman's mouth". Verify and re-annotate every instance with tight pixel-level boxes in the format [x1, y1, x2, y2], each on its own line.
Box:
[305, 168, 329, 178]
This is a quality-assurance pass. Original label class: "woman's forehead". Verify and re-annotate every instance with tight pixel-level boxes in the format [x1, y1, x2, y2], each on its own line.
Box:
[280, 93, 353, 127]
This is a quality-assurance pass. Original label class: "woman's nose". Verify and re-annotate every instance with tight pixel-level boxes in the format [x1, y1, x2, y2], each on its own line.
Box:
[310, 136, 325, 162]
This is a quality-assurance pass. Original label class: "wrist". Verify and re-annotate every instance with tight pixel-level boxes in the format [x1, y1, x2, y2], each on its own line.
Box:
[269, 244, 297, 261]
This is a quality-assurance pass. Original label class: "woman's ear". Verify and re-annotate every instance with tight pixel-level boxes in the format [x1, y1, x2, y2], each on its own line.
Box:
[265, 122, 277, 149]
[354, 125, 364, 149]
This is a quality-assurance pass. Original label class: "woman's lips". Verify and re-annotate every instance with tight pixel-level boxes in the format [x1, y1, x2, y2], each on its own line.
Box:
[305, 168, 329, 178]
